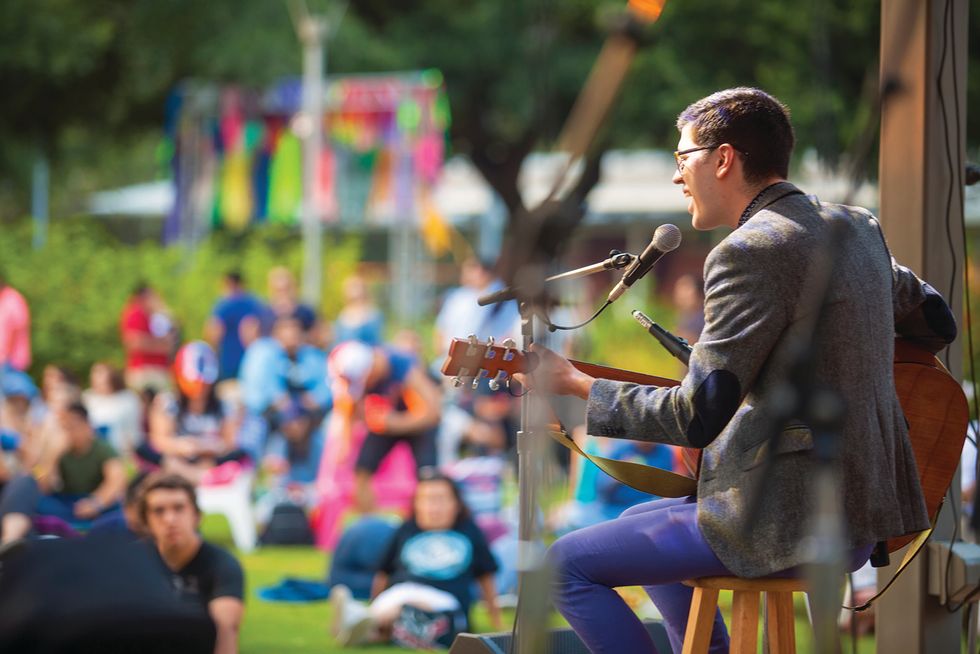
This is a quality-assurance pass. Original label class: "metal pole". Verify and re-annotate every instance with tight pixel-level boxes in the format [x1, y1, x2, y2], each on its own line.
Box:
[875, 0, 968, 651]
[298, 14, 326, 308]
[31, 148, 49, 250]
[515, 301, 545, 654]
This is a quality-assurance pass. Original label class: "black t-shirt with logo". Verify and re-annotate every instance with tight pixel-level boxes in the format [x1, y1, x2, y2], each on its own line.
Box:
[379, 517, 498, 613]
[151, 541, 244, 607]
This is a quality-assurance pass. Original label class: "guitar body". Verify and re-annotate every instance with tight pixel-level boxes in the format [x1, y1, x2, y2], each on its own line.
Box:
[888, 340, 969, 551]
[442, 336, 969, 551]
[572, 340, 970, 553]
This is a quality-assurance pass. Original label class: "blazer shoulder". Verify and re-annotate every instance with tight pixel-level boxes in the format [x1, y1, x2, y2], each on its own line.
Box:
[710, 212, 806, 263]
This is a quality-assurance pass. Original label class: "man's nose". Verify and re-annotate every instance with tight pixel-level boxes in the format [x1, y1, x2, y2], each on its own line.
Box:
[672, 168, 683, 185]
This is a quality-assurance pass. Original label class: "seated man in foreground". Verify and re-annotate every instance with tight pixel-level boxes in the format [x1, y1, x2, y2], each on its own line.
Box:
[0, 402, 126, 544]
[141, 473, 245, 654]
[523, 87, 957, 653]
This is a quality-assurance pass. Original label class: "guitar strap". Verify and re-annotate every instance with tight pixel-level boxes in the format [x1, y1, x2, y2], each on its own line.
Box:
[844, 522, 934, 611]
[547, 427, 697, 498]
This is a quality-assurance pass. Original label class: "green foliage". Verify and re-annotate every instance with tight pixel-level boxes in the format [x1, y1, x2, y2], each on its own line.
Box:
[3, 0, 979, 227]
[0, 219, 361, 381]
[579, 292, 687, 381]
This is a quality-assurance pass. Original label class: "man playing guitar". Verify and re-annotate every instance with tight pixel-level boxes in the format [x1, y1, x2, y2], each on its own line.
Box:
[522, 88, 957, 653]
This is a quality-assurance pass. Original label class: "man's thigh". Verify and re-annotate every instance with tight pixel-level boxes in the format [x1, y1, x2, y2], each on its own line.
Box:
[551, 500, 729, 589]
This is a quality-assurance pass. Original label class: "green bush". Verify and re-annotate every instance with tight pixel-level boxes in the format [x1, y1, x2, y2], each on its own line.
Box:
[577, 293, 689, 383]
[0, 218, 361, 382]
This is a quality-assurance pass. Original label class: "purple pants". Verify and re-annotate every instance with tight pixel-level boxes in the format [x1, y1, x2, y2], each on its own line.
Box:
[549, 496, 872, 654]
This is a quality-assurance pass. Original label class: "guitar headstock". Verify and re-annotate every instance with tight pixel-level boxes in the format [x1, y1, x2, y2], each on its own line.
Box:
[440, 336, 532, 390]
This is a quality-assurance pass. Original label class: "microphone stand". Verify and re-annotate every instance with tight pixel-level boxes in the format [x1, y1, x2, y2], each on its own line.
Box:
[476, 250, 639, 654]
[478, 251, 635, 307]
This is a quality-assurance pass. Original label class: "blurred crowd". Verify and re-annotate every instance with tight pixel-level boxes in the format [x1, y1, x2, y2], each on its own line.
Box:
[0, 260, 702, 650]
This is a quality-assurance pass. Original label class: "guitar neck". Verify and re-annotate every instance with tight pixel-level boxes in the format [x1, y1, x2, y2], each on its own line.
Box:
[569, 359, 680, 388]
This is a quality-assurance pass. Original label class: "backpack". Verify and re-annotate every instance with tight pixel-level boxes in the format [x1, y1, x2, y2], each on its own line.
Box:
[260, 503, 314, 546]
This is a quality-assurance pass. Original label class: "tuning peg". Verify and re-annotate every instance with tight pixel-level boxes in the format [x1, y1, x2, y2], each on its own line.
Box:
[501, 338, 517, 361]
[471, 369, 487, 390]
[466, 334, 480, 356]
[488, 370, 508, 391]
[452, 367, 472, 388]
[484, 337, 497, 359]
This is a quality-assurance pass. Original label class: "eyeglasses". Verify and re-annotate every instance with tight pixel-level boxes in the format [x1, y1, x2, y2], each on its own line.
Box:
[673, 145, 717, 173]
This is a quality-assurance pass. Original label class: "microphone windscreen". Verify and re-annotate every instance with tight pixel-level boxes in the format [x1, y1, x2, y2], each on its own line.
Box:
[653, 223, 682, 252]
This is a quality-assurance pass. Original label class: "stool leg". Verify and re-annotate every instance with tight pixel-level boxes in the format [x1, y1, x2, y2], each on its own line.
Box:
[682, 586, 720, 654]
[765, 591, 796, 654]
[729, 590, 760, 654]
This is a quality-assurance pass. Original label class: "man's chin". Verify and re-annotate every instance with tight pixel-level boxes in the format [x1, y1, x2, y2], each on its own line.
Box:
[162, 533, 190, 547]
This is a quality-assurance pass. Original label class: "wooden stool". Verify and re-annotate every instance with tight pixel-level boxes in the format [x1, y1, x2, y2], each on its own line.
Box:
[681, 576, 807, 654]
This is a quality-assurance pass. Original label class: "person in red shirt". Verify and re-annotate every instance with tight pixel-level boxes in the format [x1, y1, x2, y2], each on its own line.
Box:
[0, 268, 31, 372]
[120, 284, 176, 393]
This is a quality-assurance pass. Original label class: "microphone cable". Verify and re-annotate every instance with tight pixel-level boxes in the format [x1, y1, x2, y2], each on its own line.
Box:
[540, 299, 612, 332]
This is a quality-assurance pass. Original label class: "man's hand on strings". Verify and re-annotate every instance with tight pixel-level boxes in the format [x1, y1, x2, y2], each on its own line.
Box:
[513, 343, 596, 400]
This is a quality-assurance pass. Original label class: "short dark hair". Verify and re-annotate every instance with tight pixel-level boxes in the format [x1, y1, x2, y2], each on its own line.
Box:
[413, 467, 471, 526]
[676, 87, 795, 185]
[273, 310, 305, 328]
[225, 271, 243, 286]
[65, 402, 89, 422]
[139, 473, 200, 522]
[125, 470, 151, 506]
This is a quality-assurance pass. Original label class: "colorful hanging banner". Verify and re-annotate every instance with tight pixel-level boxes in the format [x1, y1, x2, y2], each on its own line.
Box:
[165, 71, 451, 244]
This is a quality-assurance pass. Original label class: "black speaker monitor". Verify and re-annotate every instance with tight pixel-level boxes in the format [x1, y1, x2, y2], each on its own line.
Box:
[449, 620, 670, 654]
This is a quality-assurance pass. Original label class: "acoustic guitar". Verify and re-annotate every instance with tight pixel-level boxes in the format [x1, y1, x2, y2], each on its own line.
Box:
[441, 336, 969, 553]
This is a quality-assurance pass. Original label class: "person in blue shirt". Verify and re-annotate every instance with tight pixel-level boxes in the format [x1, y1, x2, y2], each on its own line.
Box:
[432, 257, 518, 361]
[204, 271, 267, 382]
[261, 267, 319, 340]
[238, 312, 330, 481]
[594, 441, 674, 521]
[332, 275, 384, 347]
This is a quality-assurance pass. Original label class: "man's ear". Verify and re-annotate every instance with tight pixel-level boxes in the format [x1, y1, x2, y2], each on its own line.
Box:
[715, 143, 738, 180]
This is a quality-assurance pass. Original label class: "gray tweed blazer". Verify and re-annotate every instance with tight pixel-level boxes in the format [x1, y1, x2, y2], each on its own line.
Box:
[586, 182, 955, 577]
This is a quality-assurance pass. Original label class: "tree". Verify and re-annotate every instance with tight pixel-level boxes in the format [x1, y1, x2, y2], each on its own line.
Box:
[1, 0, 976, 238]
[339, 0, 951, 270]
[0, 0, 301, 217]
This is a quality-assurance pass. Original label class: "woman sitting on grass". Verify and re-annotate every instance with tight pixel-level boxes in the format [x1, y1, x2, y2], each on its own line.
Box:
[330, 469, 503, 648]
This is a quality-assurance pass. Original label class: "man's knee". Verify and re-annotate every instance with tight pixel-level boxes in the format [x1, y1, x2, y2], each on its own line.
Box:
[620, 502, 651, 519]
[619, 497, 686, 519]
[547, 532, 586, 583]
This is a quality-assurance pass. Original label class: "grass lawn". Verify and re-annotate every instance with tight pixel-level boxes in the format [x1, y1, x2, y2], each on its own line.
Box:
[203, 515, 513, 654]
[203, 516, 876, 654]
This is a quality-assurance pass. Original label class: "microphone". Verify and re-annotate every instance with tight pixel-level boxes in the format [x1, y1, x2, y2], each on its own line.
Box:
[607, 224, 681, 303]
[632, 309, 692, 366]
